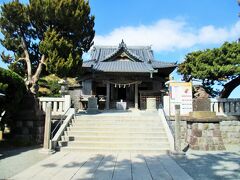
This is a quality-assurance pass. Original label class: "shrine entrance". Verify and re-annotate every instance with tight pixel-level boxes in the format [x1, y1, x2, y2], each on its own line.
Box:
[117, 87, 127, 101]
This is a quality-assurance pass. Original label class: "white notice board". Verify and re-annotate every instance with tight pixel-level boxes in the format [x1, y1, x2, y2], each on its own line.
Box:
[169, 82, 193, 116]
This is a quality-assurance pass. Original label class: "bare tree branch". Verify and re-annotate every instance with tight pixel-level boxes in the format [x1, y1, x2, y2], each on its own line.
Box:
[20, 35, 32, 81]
[32, 54, 45, 84]
[16, 57, 26, 62]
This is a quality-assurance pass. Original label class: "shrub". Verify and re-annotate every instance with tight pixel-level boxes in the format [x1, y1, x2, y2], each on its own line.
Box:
[38, 74, 61, 97]
[0, 68, 26, 129]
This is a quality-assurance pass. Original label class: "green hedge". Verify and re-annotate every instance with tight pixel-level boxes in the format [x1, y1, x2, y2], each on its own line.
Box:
[0, 68, 26, 128]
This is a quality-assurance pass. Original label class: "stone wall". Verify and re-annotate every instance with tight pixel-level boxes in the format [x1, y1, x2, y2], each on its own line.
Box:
[170, 117, 240, 151]
[13, 94, 45, 144]
[220, 121, 240, 144]
[185, 122, 225, 150]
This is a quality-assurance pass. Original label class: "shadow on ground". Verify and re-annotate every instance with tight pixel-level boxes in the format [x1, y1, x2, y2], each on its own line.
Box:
[19, 153, 190, 180]
[172, 151, 240, 180]
[9, 151, 240, 180]
[0, 145, 42, 160]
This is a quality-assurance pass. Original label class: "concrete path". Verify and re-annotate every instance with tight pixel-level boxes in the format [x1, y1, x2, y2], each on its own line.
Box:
[0, 146, 49, 179]
[11, 152, 193, 180]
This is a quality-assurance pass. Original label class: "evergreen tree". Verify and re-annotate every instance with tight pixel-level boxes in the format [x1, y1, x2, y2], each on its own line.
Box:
[178, 41, 240, 98]
[0, 0, 95, 94]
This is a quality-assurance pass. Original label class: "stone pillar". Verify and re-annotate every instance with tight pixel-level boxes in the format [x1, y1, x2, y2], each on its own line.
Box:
[146, 98, 157, 111]
[64, 95, 71, 112]
[87, 97, 99, 114]
[135, 83, 138, 109]
[175, 104, 181, 152]
[163, 96, 170, 116]
[106, 82, 110, 110]
[40, 102, 55, 154]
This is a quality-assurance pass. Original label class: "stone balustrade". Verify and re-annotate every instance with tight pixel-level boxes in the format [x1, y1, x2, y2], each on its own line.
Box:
[39, 95, 71, 115]
[211, 98, 240, 116]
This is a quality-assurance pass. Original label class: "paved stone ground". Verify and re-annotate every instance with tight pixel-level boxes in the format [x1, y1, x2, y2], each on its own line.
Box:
[172, 150, 240, 180]
[0, 146, 49, 179]
[1, 147, 240, 180]
[11, 152, 193, 180]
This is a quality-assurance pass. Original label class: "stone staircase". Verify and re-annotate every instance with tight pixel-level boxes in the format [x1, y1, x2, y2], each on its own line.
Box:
[58, 112, 171, 153]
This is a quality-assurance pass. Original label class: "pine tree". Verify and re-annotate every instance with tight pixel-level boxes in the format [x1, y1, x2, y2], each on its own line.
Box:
[0, 0, 95, 94]
[178, 42, 240, 98]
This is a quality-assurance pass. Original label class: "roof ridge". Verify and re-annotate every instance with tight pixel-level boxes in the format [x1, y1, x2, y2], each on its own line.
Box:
[100, 41, 144, 62]
[93, 45, 152, 49]
[152, 60, 177, 65]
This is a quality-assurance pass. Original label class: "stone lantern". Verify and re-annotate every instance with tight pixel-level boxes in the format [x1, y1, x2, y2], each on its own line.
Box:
[58, 79, 69, 96]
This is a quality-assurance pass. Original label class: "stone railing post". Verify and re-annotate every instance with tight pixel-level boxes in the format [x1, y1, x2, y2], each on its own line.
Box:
[175, 104, 181, 152]
[64, 95, 71, 112]
[40, 102, 55, 154]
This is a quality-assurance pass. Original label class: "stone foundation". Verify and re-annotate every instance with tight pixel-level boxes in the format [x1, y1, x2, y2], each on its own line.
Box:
[13, 94, 45, 144]
[220, 121, 240, 144]
[170, 117, 240, 151]
[186, 122, 225, 150]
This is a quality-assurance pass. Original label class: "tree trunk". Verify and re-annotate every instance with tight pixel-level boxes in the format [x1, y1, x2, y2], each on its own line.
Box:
[30, 55, 45, 94]
[219, 76, 240, 98]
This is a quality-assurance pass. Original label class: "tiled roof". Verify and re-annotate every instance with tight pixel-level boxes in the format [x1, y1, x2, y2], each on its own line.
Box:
[83, 40, 177, 73]
[93, 61, 154, 73]
[151, 60, 177, 68]
[90, 47, 154, 62]
[90, 41, 153, 62]
[82, 60, 95, 67]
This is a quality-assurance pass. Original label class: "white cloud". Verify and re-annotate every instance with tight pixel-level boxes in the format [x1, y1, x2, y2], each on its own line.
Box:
[94, 19, 240, 51]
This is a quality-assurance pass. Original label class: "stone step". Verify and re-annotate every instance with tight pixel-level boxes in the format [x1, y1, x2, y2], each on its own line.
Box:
[69, 123, 163, 128]
[74, 116, 161, 122]
[64, 131, 167, 137]
[58, 113, 171, 153]
[62, 141, 170, 148]
[59, 146, 169, 154]
[61, 136, 169, 142]
[75, 115, 160, 121]
[66, 127, 165, 132]
[71, 121, 163, 126]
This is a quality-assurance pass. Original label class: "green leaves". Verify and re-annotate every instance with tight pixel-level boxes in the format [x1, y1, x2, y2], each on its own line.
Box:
[40, 28, 82, 77]
[0, 67, 26, 114]
[0, 0, 94, 80]
[178, 41, 240, 97]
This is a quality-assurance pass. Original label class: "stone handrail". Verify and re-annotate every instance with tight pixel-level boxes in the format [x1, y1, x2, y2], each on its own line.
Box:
[211, 98, 240, 116]
[51, 108, 75, 149]
[159, 109, 175, 151]
[39, 95, 71, 115]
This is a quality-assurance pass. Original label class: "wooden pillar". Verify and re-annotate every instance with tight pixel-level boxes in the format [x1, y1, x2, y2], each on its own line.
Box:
[106, 82, 110, 109]
[135, 83, 138, 109]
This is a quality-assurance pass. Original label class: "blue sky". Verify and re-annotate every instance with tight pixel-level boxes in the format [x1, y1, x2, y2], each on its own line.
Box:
[0, 0, 240, 97]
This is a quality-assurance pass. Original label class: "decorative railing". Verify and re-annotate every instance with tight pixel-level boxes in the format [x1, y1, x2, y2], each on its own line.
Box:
[211, 98, 240, 116]
[39, 95, 71, 115]
[40, 102, 75, 152]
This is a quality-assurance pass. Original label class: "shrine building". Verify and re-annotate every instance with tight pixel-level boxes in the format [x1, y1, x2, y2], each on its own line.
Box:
[79, 40, 177, 110]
